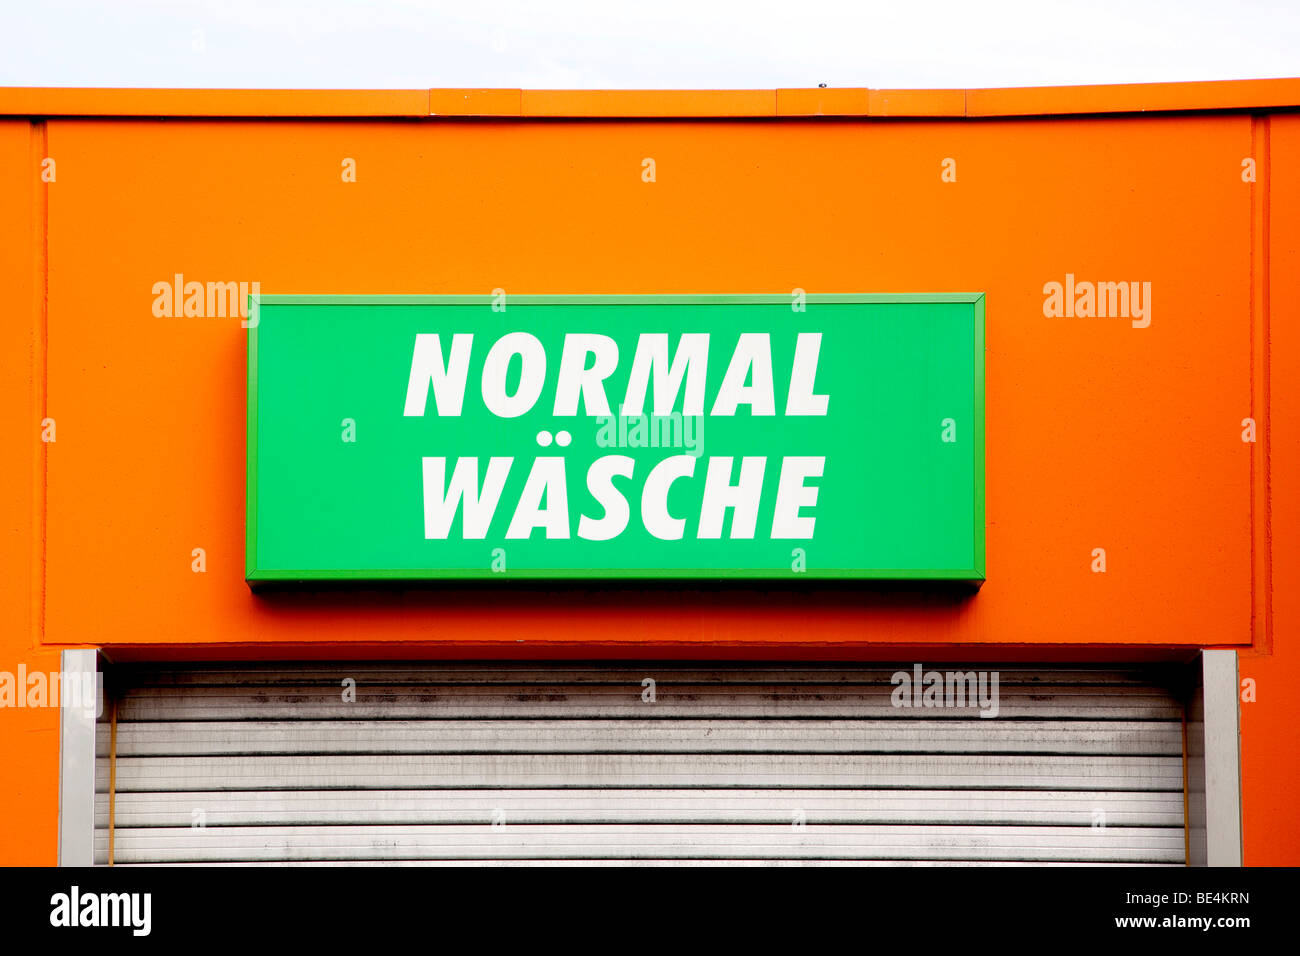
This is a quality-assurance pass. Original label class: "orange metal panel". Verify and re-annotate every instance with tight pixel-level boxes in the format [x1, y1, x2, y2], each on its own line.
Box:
[521, 89, 775, 117]
[34, 114, 1252, 653]
[868, 88, 966, 116]
[776, 87, 870, 116]
[0, 87, 429, 117]
[2, 80, 1299, 119]
[429, 88, 522, 116]
[967, 78, 1300, 117]
[0, 119, 60, 865]
[1239, 112, 1300, 866]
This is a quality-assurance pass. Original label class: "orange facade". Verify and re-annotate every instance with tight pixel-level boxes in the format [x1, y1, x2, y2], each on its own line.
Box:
[1, 81, 1297, 864]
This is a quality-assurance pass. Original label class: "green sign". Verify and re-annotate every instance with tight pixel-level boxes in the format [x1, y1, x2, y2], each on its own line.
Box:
[246, 294, 984, 582]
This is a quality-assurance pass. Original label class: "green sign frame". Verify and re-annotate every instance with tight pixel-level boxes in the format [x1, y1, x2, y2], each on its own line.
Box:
[246, 294, 984, 583]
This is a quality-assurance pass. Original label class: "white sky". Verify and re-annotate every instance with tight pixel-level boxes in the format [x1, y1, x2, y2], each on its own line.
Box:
[2, 0, 1298, 90]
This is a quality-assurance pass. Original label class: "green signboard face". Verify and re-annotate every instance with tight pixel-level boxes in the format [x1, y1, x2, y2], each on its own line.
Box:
[246, 294, 984, 582]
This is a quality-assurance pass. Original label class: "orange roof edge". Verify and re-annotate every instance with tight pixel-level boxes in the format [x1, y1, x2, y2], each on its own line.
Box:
[1, 78, 1298, 118]
[0, 87, 431, 117]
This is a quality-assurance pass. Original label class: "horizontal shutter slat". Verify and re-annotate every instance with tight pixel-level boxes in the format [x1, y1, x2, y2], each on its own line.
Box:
[95, 824, 1186, 864]
[98, 719, 1184, 757]
[114, 684, 1183, 721]
[97, 753, 1186, 792]
[95, 788, 1185, 827]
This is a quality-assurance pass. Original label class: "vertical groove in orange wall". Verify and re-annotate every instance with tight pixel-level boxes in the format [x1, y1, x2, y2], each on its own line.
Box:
[29, 119, 48, 652]
[1250, 114, 1274, 654]
[1248, 115, 1257, 652]
[1261, 116, 1273, 655]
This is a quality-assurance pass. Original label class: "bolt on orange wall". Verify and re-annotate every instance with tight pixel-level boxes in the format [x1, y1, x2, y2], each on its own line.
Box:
[0, 83, 1295, 865]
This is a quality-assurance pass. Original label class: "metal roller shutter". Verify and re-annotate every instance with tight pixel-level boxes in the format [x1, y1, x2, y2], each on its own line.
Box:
[94, 663, 1187, 865]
